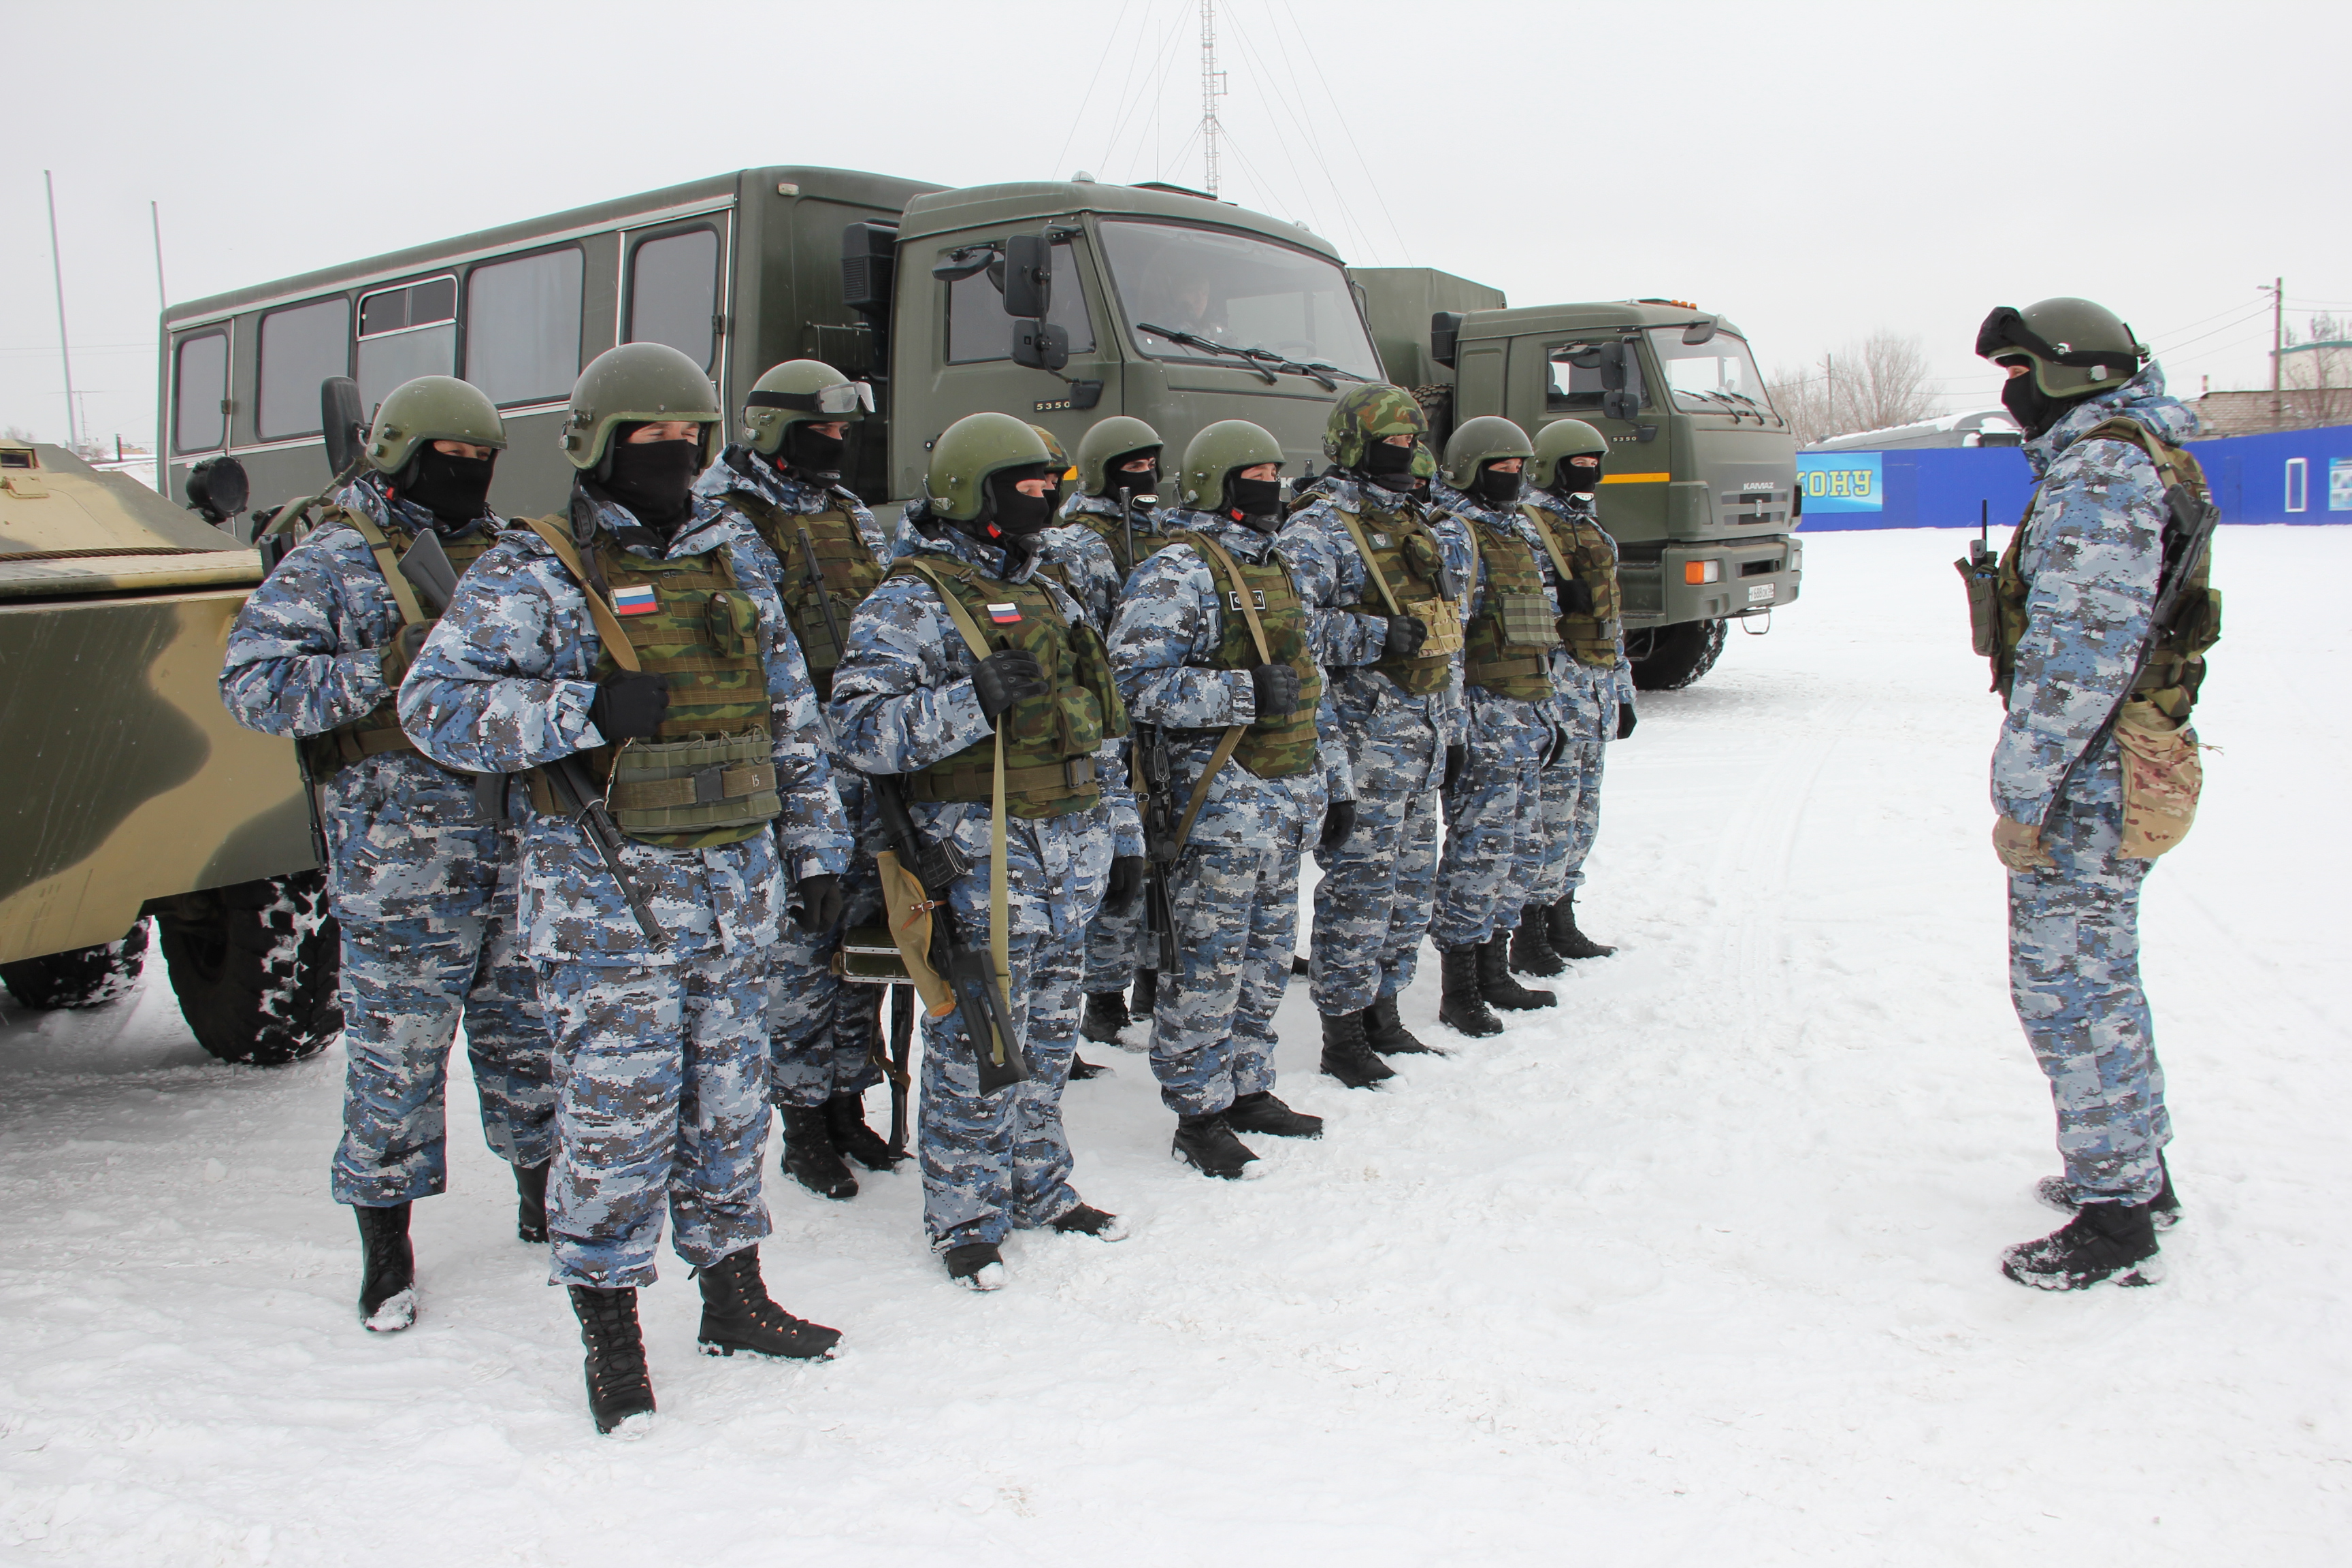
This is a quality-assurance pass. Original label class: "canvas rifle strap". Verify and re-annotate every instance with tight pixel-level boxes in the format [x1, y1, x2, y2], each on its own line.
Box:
[1520, 501, 1581, 602]
[1333, 504, 1405, 617]
[346, 512, 429, 630]
[1169, 530, 1271, 855]
[525, 517, 642, 672]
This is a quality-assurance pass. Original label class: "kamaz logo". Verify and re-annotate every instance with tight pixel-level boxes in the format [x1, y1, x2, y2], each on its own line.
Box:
[1228, 589, 1268, 611]
[1742, 480, 1774, 491]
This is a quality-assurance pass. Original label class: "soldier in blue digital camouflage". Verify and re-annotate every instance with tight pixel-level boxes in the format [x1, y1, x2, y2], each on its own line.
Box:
[693, 359, 902, 1203]
[1107, 420, 1348, 1178]
[827, 412, 1145, 1291]
[1513, 419, 1636, 971]
[1426, 417, 1565, 1036]
[1970, 299, 2216, 1292]
[1275, 385, 1472, 1086]
[219, 374, 553, 1337]
[397, 343, 854, 1435]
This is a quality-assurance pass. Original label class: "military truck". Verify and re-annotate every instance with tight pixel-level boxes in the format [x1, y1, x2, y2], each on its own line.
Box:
[1354, 267, 1802, 689]
[0, 438, 338, 1063]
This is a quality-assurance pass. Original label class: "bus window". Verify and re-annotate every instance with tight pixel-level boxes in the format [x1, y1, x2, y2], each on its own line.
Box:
[625, 227, 720, 372]
[465, 246, 583, 406]
[257, 297, 351, 440]
[946, 240, 1094, 364]
[357, 275, 457, 408]
[173, 332, 229, 453]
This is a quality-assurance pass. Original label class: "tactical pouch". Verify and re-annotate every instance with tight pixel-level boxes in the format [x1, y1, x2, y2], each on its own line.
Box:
[874, 850, 956, 1017]
[704, 590, 757, 658]
[1955, 549, 2001, 658]
[833, 921, 913, 986]
[2114, 700, 2201, 860]
[603, 728, 779, 844]
[1495, 591, 1563, 648]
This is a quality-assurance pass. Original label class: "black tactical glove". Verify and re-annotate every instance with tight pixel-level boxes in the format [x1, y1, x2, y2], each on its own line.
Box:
[1251, 662, 1302, 718]
[1320, 798, 1357, 853]
[589, 671, 672, 742]
[791, 873, 843, 934]
[1616, 704, 1637, 740]
[1384, 615, 1428, 658]
[1443, 742, 1467, 794]
[973, 648, 1048, 720]
[1105, 855, 1147, 916]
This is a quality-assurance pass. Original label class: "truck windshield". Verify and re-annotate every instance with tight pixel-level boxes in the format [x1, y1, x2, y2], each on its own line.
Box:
[1646, 328, 1778, 421]
[1100, 220, 1379, 378]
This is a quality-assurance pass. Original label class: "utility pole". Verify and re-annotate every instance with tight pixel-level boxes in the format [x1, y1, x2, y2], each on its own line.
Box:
[2268, 275, 2285, 430]
[44, 170, 80, 453]
[1199, 0, 1226, 198]
[150, 200, 169, 310]
[1821, 351, 1835, 434]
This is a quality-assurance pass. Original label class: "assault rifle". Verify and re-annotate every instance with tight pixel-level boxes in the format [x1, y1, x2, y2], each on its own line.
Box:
[1131, 723, 1182, 974]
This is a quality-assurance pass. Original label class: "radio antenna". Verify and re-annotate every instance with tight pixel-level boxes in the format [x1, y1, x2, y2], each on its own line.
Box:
[1199, 0, 1226, 197]
[44, 171, 80, 452]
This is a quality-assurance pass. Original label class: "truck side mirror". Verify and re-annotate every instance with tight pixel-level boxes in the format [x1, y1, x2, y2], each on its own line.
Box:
[1601, 389, 1640, 422]
[1430, 312, 1463, 370]
[1681, 318, 1718, 346]
[320, 377, 365, 474]
[1002, 233, 1052, 319]
[1597, 342, 1629, 392]
[1012, 320, 1071, 372]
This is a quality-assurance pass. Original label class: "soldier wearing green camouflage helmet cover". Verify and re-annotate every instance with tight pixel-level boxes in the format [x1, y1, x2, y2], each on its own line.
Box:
[220, 374, 553, 1339]
[1273, 385, 1474, 1087]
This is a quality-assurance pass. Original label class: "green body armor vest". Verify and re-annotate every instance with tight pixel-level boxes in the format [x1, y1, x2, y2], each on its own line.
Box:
[1458, 514, 1561, 701]
[896, 555, 1130, 819]
[1069, 506, 1157, 580]
[732, 491, 883, 701]
[1987, 419, 2222, 723]
[1337, 493, 1465, 696]
[1521, 502, 1623, 668]
[1173, 530, 1322, 779]
[299, 508, 494, 777]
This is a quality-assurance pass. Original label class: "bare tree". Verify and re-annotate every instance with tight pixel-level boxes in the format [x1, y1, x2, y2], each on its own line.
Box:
[2281, 312, 2352, 429]
[1766, 329, 1940, 446]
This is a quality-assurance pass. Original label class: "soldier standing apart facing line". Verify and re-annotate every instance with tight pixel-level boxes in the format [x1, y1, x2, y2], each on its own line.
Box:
[1108, 420, 1352, 1179]
[399, 344, 853, 1434]
[692, 359, 901, 1202]
[1972, 298, 2216, 1290]
[826, 413, 1145, 1291]
[218, 375, 554, 1335]
[1426, 417, 1565, 1037]
[1276, 386, 1472, 1086]
[1513, 419, 1635, 970]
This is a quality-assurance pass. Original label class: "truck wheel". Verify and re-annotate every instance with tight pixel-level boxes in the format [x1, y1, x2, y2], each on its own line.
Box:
[0, 921, 151, 1010]
[157, 872, 342, 1065]
[1629, 619, 1728, 691]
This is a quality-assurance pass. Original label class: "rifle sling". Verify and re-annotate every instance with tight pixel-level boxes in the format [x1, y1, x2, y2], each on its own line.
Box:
[524, 516, 642, 672]
[346, 513, 430, 630]
[1168, 530, 1269, 858]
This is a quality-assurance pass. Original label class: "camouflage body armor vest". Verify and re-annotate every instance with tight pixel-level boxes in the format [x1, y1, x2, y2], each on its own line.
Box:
[299, 508, 494, 777]
[1172, 531, 1322, 779]
[1522, 502, 1623, 668]
[1337, 491, 1465, 696]
[1458, 514, 1561, 701]
[896, 555, 1128, 819]
[1987, 419, 2221, 723]
[1068, 506, 1156, 580]
[731, 489, 883, 701]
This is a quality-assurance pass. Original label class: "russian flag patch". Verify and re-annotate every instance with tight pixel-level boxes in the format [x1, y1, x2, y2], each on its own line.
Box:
[612, 585, 659, 617]
[987, 602, 1022, 625]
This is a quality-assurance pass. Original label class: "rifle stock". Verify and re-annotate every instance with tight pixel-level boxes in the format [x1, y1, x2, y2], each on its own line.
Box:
[1133, 723, 1182, 973]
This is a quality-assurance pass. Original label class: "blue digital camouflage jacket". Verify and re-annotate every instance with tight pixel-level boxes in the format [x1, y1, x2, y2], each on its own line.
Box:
[1520, 487, 1637, 737]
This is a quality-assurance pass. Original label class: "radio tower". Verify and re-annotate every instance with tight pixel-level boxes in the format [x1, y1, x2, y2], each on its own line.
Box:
[1199, 0, 1226, 197]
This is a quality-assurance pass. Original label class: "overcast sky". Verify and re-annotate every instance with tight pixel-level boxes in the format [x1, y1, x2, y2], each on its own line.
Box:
[3, 0, 2342, 451]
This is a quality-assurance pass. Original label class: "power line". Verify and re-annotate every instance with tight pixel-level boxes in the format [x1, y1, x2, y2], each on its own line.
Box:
[1273, 0, 1409, 263]
[1051, 0, 1139, 179]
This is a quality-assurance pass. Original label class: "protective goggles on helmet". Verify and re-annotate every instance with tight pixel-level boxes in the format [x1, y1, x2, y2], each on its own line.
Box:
[1974, 307, 2144, 377]
[745, 381, 877, 416]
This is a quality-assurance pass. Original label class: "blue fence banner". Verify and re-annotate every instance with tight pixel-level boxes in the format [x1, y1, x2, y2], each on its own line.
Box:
[1797, 451, 1882, 513]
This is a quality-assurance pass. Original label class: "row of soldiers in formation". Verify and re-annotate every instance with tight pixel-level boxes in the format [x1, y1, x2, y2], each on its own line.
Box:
[218, 344, 1635, 1434]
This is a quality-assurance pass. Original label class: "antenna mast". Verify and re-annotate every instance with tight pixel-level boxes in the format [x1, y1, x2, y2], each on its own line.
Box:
[44, 170, 80, 453]
[1199, 0, 1226, 197]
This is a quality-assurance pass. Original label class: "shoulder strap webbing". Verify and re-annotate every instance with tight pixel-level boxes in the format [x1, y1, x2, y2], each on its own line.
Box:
[525, 516, 641, 672]
[1521, 502, 1580, 589]
[1332, 505, 1404, 617]
[344, 512, 429, 629]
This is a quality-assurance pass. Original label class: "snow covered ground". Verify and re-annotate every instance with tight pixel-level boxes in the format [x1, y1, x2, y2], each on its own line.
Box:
[2, 525, 2347, 1566]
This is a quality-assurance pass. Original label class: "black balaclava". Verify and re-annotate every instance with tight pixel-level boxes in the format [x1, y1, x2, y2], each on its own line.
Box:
[1554, 457, 1603, 498]
[781, 422, 846, 483]
[981, 464, 1055, 537]
[600, 423, 702, 534]
[1224, 472, 1284, 532]
[1474, 461, 1524, 508]
[399, 444, 497, 527]
[1999, 365, 2069, 440]
[1102, 448, 1162, 506]
[1361, 438, 1417, 491]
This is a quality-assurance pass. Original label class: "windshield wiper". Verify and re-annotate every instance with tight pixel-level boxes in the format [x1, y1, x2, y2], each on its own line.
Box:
[1136, 323, 1279, 385]
[1226, 344, 1371, 391]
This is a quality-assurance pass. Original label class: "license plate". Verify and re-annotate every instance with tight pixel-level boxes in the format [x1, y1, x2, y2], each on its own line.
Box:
[1748, 583, 1776, 604]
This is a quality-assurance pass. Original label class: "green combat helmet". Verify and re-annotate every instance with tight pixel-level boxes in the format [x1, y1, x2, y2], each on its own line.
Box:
[363, 375, 506, 474]
[739, 359, 872, 455]
[1179, 419, 1286, 512]
[1440, 415, 1535, 489]
[1529, 418, 1610, 491]
[1075, 415, 1163, 497]
[560, 342, 725, 474]
[1975, 297, 2149, 399]
[927, 412, 1054, 522]
[1322, 382, 1429, 470]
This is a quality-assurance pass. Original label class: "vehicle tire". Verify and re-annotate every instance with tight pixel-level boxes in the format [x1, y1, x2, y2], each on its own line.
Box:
[1628, 618, 1728, 691]
[157, 871, 342, 1065]
[0, 921, 151, 1010]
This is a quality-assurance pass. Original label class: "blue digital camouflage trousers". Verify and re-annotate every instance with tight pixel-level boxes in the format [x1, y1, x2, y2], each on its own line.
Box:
[2008, 785, 2169, 1205]
[1531, 739, 1605, 904]
[1309, 698, 1442, 1015]
[1080, 898, 1148, 994]
[764, 828, 886, 1109]
[532, 950, 774, 1288]
[1149, 818, 1310, 1116]
[1432, 691, 1550, 949]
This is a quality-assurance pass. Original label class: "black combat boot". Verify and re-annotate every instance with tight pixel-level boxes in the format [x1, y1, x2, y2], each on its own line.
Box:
[2036, 1153, 2181, 1232]
[823, 1092, 900, 1172]
[1226, 1090, 1324, 1139]
[1080, 990, 1131, 1045]
[1130, 968, 1160, 1018]
[1319, 1008, 1396, 1088]
[1173, 1111, 1261, 1179]
[568, 1284, 655, 1435]
[1361, 994, 1443, 1056]
[1069, 1055, 1112, 1080]
[2001, 1200, 2163, 1290]
[694, 1246, 842, 1359]
[944, 1241, 1007, 1291]
[779, 1102, 857, 1200]
[355, 1202, 416, 1332]
[1479, 934, 1556, 1011]
[1048, 1203, 1131, 1241]
[1509, 903, 1566, 977]
[1548, 895, 1616, 959]
[513, 1162, 551, 1245]
[1437, 946, 1503, 1038]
